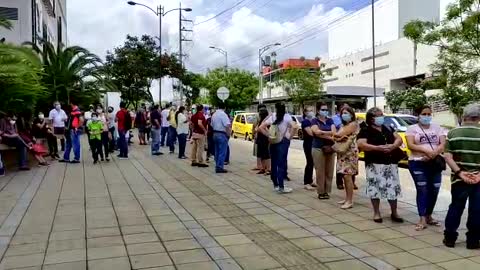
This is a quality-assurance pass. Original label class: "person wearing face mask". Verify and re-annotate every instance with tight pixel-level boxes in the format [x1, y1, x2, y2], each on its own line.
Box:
[106, 106, 116, 152]
[301, 106, 317, 190]
[311, 103, 336, 197]
[406, 105, 447, 231]
[135, 106, 148, 145]
[87, 112, 104, 164]
[96, 106, 110, 161]
[32, 112, 56, 158]
[333, 106, 359, 209]
[48, 101, 68, 155]
[357, 107, 404, 223]
[0, 113, 29, 170]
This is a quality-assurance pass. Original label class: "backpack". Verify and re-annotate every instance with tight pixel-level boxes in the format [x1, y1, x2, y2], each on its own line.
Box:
[124, 110, 132, 131]
[268, 124, 283, 144]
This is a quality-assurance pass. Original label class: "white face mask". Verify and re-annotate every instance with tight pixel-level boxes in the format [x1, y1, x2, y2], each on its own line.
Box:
[96, 109, 103, 114]
[55, 104, 61, 110]
[38, 114, 44, 120]
[9, 120, 16, 125]
[92, 117, 98, 121]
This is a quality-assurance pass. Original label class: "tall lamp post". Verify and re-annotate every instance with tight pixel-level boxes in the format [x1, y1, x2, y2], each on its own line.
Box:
[371, 0, 377, 107]
[259, 43, 281, 104]
[209, 46, 228, 70]
[127, 1, 192, 105]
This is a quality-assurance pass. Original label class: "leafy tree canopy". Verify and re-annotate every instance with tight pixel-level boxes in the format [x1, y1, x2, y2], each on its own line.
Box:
[105, 35, 184, 109]
[201, 68, 258, 110]
[386, 88, 427, 113]
[278, 67, 324, 108]
[403, 0, 480, 119]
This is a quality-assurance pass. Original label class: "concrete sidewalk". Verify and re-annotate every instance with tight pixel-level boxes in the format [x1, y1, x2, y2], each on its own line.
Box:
[0, 138, 478, 270]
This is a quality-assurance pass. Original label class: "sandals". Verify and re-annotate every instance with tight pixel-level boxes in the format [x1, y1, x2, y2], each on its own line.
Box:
[256, 170, 266, 174]
[340, 202, 353, 209]
[427, 220, 441, 227]
[373, 218, 383, 223]
[415, 223, 427, 231]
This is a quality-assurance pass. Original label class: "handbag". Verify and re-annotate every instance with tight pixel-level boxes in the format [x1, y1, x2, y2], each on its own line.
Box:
[419, 126, 446, 171]
[332, 135, 355, 154]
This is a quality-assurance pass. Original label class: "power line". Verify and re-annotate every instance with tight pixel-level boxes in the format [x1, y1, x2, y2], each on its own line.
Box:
[194, 0, 248, 25]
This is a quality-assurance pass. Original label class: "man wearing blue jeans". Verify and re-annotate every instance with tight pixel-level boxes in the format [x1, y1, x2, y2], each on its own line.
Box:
[211, 104, 231, 173]
[150, 105, 162, 156]
[60, 102, 83, 163]
[160, 104, 171, 147]
[115, 102, 130, 159]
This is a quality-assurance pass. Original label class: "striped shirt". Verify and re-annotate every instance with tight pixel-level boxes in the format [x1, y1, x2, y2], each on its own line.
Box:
[446, 125, 480, 175]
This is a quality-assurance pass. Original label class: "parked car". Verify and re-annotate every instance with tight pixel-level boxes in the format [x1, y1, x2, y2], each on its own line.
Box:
[356, 113, 411, 166]
[395, 114, 417, 125]
[231, 113, 257, 141]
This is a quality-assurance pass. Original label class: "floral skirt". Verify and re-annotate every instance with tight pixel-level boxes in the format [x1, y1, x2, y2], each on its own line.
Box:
[365, 163, 401, 200]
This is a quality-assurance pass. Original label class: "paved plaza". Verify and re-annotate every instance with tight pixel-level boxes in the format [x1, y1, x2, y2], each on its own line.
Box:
[0, 139, 479, 270]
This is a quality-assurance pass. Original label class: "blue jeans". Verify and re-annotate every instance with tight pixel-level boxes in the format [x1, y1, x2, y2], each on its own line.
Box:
[160, 127, 169, 146]
[445, 182, 480, 242]
[178, 133, 187, 158]
[408, 160, 442, 217]
[63, 129, 81, 161]
[151, 128, 161, 154]
[117, 129, 128, 157]
[213, 132, 228, 171]
[167, 126, 177, 152]
[270, 138, 291, 189]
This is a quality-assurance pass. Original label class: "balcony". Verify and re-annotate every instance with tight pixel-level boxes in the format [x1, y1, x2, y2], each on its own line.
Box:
[42, 0, 55, 17]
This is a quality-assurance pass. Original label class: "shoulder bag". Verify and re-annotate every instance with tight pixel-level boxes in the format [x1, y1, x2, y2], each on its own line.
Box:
[419, 126, 446, 171]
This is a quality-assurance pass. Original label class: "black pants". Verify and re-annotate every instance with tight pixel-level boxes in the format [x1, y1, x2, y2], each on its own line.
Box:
[444, 182, 480, 243]
[101, 132, 109, 158]
[46, 134, 57, 155]
[90, 138, 103, 161]
[303, 144, 314, 185]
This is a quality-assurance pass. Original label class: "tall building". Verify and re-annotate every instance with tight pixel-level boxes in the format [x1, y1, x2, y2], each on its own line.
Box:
[324, 0, 442, 110]
[0, 0, 67, 47]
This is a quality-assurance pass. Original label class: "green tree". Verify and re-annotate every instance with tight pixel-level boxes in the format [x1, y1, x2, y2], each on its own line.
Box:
[105, 35, 184, 109]
[385, 88, 426, 113]
[181, 72, 205, 106]
[202, 68, 258, 110]
[385, 90, 405, 113]
[31, 41, 107, 111]
[278, 66, 325, 109]
[0, 43, 45, 115]
[404, 0, 480, 121]
[0, 15, 12, 30]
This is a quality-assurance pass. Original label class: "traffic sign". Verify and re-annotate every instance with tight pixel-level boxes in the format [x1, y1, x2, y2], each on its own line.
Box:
[217, 87, 230, 101]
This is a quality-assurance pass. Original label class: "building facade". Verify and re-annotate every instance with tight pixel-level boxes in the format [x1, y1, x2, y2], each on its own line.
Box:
[324, 0, 442, 110]
[0, 0, 67, 47]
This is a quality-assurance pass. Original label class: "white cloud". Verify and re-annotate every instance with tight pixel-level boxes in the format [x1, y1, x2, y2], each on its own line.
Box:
[67, 0, 347, 102]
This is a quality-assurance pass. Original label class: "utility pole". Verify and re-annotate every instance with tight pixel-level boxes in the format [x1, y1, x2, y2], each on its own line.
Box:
[371, 0, 377, 107]
[178, 2, 193, 106]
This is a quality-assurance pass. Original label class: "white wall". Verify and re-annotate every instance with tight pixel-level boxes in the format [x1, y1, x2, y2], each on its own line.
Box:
[0, 0, 32, 44]
[328, 0, 399, 59]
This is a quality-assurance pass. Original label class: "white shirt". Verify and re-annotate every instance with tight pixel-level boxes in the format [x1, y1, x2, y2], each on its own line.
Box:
[211, 109, 231, 132]
[84, 111, 93, 120]
[177, 113, 189, 134]
[161, 109, 170, 127]
[264, 113, 293, 139]
[48, 108, 67, 128]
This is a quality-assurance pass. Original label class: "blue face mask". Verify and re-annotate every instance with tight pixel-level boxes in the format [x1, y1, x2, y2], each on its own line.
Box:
[319, 110, 329, 117]
[306, 112, 315, 119]
[419, 115, 432, 125]
[342, 113, 352, 122]
[374, 116, 385, 126]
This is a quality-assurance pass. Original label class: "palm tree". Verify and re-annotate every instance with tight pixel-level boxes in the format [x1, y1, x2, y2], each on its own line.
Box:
[0, 43, 45, 115]
[0, 15, 13, 30]
[33, 41, 111, 108]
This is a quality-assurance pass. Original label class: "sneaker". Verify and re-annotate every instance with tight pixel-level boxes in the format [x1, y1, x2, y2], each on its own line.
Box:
[318, 194, 329, 200]
[467, 240, 480, 250]
[70, 160, 80, 164]
[274, 186, 280, 192]
[105, 158, 110, 162]
[216, 169, 228, 173]
[304, 184, 316, 191]
[169, 151, 174, 154]
[19, 166, 31, 171]
[278, 187, 293, 194]
[324, 193, 330, 199]
[191, 162, 199, 167]
[93, 160, 98, 164]
[101, 158, 105, 162]
[179, 156, 187, 159]
[197, 163, 209, 168]
[0, 167, 5, 177]
[118, 156, 128, 160]
[152, 152, 163, 156]
[59, 159, 69, 163]
[443, 238, 456, 248]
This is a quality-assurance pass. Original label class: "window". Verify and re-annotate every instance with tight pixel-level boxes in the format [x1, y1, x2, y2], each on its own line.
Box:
[361, 51, 389, 62]
[246, 115, 256, 124]
[361, 65, 389, 74]
[0, 7, 18, 20]
[235, 115, 241, 123]
[241, 116, 246, 124]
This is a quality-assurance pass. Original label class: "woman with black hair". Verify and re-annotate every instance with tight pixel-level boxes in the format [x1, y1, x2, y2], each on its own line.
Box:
[255, 108, 271, 174]
[259, 103, 296, 194]
[334, 106, 359, 209]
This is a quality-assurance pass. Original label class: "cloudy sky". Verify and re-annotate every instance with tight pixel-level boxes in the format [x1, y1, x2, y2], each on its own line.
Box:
[65, 0, 391, 101]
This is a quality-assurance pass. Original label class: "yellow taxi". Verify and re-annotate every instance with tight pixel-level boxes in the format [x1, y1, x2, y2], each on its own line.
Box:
[232, 113, 257, 141]
[356, 113, 411, 166]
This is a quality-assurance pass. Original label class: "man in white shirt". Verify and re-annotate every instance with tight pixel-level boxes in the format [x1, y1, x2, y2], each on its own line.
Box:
[211, 103, 231, 173]
[160, 103, 171, 147]
[48, 101, 68, 156]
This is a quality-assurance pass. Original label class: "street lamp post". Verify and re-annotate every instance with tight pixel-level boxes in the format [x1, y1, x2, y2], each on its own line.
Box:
[127, 1, 192, 105]
[209, 46, 228, 70]
[258, 43, 281, 104]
